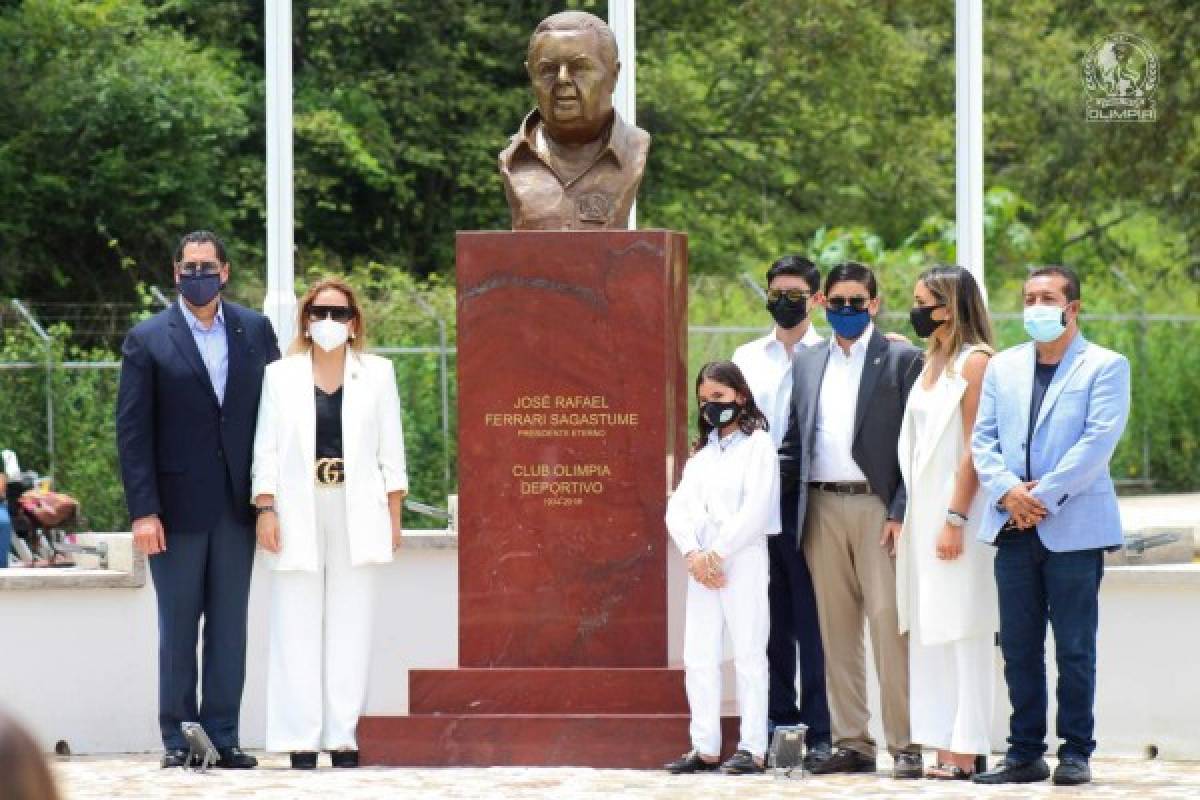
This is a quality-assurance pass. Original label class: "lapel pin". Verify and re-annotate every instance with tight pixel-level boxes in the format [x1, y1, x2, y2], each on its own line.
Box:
[873, 357, 881, 365]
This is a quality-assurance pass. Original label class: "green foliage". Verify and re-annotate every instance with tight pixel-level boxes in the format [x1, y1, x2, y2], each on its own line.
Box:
[1, 0, 1197, 304]
[0, 0, 252, 299]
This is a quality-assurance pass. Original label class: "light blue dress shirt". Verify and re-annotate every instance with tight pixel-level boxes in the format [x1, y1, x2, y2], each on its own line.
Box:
[179, 298, 228, 405]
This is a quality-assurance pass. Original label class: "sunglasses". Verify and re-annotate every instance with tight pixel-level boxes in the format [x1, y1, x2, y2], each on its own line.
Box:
[826, 295, 870, 311]
[766, 288, 811, 303]
[307, 305, 355, 323]
[177, 261, 222, 277]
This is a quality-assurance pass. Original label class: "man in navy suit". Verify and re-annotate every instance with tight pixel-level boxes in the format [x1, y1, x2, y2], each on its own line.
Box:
[117, 231, 280, 768]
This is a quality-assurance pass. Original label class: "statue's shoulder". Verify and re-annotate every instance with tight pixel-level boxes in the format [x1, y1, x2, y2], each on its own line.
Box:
[498, 131, 522, 173]
[630, 124, 651, 158]
[613, 114, 650, 171]
[629, 123, 651, 148]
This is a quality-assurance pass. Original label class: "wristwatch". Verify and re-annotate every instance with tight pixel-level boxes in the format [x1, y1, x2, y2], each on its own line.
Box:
[946, 510, 968, 527]
[254, 504, 276, 516]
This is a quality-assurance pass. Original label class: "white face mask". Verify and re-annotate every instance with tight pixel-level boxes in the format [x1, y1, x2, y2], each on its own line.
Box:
[1023, 303, 1069, 343]
[309, 318, 350, 352]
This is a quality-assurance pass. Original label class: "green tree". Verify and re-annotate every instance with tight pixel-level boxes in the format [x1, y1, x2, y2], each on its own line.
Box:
[0, 0, 252, 300]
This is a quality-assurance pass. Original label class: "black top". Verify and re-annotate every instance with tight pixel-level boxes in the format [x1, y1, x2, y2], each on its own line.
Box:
[315, 386, 344, 459]
[1026, 361, 1059, 480]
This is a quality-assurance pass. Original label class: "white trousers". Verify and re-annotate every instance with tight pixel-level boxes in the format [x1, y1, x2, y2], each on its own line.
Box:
[683, 540, 770, 759]
[266, 486, 376, 752]
[909, 611, 995, 754]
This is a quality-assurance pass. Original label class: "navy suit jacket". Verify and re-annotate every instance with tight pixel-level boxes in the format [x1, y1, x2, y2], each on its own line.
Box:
[116, 300, 280, 534]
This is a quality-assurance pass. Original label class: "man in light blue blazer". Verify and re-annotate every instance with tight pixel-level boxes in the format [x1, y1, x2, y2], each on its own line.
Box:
[971, 266, 1130, 787]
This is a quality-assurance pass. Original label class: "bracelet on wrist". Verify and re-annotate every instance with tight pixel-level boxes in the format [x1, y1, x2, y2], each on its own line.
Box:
[254, 505, 276, 516]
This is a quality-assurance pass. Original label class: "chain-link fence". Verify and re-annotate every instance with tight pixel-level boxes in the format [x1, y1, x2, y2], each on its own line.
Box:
[1, 296, 1197, 532]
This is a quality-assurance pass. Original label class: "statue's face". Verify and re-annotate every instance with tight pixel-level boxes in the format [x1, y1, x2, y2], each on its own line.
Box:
[526, 29, 618, 144]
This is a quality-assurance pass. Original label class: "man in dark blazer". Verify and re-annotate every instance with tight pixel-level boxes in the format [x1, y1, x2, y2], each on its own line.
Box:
[116, 230, 279, 768]
[779, 262, 924, 779]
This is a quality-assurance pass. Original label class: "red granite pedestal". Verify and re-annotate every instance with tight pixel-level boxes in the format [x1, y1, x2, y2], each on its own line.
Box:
[360, 230, 736, 767]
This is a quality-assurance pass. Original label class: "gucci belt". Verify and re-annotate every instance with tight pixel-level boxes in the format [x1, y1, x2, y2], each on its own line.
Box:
[315, 457, 345, 485]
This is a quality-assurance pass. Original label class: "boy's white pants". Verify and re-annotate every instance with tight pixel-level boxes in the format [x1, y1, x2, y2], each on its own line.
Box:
[266, 486, 376, 752]
[683, 540, 770, 759]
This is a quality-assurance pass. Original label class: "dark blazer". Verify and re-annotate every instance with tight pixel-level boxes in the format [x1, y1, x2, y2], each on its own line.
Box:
[779, 327, 924, 539]
[116, 300, 280, 534]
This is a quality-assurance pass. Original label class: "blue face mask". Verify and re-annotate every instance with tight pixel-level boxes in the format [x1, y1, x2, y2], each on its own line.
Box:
[825, 306, 872, 340]
[1023, 304, 1068, 342]
[178, 273, 222, 307]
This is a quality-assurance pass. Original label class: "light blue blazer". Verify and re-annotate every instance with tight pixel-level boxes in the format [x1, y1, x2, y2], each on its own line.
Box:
[971, 333, 1131, 551]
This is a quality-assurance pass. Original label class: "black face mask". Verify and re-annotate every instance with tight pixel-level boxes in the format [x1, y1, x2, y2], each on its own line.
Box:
[766, 296, 807, 329]
[908, 304, 945, 339]
[701, 400, 742, 429]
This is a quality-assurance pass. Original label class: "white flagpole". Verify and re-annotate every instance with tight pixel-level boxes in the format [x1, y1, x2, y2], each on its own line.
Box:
[609, 0, 637, 228]
[956, 0, 986, 299]
[265, 0, 297, 346]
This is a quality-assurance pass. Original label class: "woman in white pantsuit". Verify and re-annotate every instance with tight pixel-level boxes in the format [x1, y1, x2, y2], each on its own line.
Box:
[252, 277, 407, 770]
[664, 361, 779, 776]
[897, 265, 996, 780]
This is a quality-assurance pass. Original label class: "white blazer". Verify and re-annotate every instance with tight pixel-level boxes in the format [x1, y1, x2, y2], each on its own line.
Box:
[896, 346, 996, 645]
[252, 350, 408, 571]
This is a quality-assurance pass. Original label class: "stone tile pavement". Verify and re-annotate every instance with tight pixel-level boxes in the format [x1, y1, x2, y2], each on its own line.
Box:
[53, 754, 1200, 799]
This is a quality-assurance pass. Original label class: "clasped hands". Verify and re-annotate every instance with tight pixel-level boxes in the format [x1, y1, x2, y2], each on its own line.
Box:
[685, 549, 727, 589]
[1002, 480, 1047, 530]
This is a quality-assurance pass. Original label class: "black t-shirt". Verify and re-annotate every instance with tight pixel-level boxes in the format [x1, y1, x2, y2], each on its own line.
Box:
[315, 386, 344, 459]
[1026, 361, 1058, 480]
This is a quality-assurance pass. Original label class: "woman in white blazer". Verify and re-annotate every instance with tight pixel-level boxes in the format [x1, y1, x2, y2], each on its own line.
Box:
[896, 265, 996, 780]
[252, 277, 407, 769]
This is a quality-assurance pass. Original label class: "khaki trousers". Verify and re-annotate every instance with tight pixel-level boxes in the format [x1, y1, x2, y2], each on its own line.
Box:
[803, 488, 915, 758]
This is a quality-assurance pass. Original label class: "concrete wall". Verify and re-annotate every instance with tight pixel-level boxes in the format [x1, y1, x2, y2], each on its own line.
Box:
[0, 542, 457, 755]
[2, 541, 1198, 759]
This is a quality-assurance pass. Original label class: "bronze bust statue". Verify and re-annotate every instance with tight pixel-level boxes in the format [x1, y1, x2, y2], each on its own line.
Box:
[499, 11, 650, 230]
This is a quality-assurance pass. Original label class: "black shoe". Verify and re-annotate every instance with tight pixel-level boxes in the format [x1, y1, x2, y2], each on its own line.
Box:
[290, 751, 318, 770]
[892, 750, 924, 779]
[161, 749, 192, 769]
[664, 750, 720, 774]
[1053, 757, 1092, 786]
[330, 750, 360, 768]
[215, 746, 258, 769]
[807, 747, 876, 775]
[720, 749, 764, 775]
[972, 757, 1050, 784]
[802, 742, 833, 772]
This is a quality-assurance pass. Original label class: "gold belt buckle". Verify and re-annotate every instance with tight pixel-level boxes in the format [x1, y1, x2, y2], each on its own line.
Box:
[315, 457, 345, 485]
